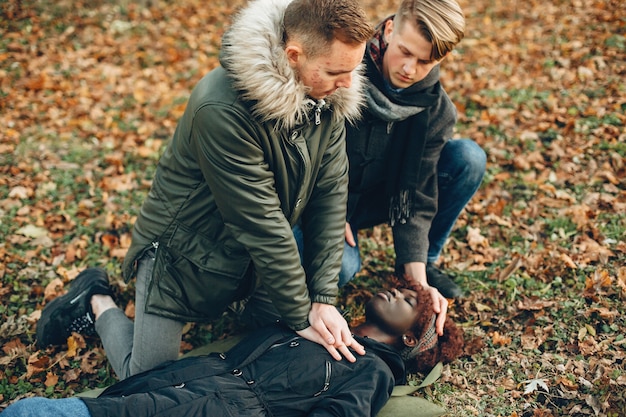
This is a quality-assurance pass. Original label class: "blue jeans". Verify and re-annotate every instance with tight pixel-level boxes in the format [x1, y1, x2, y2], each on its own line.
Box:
[339, 139, 486, 286]
[1, 397, 91, 417]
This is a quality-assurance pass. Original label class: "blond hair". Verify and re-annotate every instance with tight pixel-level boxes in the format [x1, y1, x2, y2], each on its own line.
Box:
[394, 0, 465, 60]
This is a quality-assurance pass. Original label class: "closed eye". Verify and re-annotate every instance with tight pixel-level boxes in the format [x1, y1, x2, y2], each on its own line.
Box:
[327, 70, 351, 76]
[401, 49, 412, 57]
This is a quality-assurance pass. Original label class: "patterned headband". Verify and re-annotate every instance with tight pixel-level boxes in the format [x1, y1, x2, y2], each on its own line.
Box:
[400, 313, 439, 360]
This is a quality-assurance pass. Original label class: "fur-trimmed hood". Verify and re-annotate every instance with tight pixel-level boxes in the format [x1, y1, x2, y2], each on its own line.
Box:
[219, 0, 366, 130]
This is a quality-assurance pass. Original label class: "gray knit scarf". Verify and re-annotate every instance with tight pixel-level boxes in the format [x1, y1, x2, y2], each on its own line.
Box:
[365, 82, 426, 123]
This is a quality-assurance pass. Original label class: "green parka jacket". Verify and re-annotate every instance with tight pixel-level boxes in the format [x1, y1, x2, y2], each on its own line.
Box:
[121, 0, 366, 331]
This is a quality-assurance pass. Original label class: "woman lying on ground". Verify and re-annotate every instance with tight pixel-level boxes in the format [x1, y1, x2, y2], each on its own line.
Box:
[4, 276, 464, 417]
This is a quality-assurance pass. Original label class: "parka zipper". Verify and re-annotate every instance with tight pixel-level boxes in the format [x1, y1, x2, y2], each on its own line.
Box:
[314, 99, 326, 126]
[313, 360, 331, 397]
[268, 336, 301, 350]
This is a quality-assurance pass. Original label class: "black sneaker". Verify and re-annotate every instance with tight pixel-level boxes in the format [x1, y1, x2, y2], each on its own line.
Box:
[426, 264, 464, 299]
[36, 268, 113, 348]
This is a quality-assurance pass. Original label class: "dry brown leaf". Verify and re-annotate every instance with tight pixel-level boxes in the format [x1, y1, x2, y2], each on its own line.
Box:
[559, 252, 578, 269]
[62, 367, 81, 383]
[575, 236, 614, 262]
[584, 269, 613, 294]
[44, 371, 58, 387]
[586, 306, 618, 321]
[2, 338, 26, 355]
[43, 278, 64, 302]
[110, 247, 129, 258]
[517, 297, 556, 311]
[578, 337, 600, 355]
[66, 335, 80, 358]
[98, 173, 138, 192]
[25, 353, 49, 378]
[556, 375, 579, 390]
[617, 267, 626, 292]
[466, 226, 489, 251]
[496, 256, 523, 281]
[80, 351, 100, 374]
[100, 232, 120, 249]
[8, 186, 34, 199]
[490, 331, 512, 346]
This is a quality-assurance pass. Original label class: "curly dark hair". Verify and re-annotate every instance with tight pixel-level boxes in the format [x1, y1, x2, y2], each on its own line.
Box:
[394, 277, 466, 373]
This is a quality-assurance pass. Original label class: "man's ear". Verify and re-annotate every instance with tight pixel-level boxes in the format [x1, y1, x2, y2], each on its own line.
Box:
[401, 332, 417, 347]
[285, 42, 303, 67]
[383, 19, 394, 41]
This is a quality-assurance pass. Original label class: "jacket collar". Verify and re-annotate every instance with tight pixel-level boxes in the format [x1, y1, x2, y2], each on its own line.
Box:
[358, 336, 407, 385]
[219, 0, 365, 130]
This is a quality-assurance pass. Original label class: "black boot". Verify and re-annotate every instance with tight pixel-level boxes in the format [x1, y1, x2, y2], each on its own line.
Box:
[426, 264, 463, 299]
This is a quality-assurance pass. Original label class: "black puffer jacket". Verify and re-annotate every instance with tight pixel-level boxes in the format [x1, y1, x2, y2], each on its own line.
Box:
[81, 325, 405, 417]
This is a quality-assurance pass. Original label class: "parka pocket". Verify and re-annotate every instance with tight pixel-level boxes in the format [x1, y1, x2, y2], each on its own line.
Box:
[144, 224, 253, 322]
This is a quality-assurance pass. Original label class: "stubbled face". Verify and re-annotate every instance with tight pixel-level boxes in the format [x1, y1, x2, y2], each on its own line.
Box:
[365, 288, 420, 335]
[292, 39, 366, 99]
[382, 19, 444, 89]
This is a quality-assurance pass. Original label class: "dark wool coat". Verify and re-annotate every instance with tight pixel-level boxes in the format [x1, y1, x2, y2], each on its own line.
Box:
[81, 325, 406, 417]
[345, 62, 457, 265]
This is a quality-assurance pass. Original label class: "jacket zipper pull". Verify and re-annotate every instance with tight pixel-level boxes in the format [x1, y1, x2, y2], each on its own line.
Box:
[314, 99, 326, 126]
[387, 122, 393, 134]
[152, 241, 159, 256]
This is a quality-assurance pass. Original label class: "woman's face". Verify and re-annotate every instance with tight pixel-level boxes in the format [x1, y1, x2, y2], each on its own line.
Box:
[365, 288, 420, 334]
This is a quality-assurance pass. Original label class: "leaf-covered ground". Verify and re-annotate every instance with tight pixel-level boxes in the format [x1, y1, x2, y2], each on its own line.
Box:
[1, 0, 625, 415]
